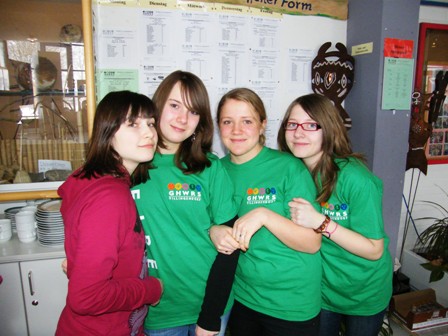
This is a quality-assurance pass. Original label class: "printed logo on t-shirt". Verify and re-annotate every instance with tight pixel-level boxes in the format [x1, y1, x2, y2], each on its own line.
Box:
[321, 201, 348, 221]
[245, 187, 277, 205]
[131, 189, 140, 200]
[167, 182, 202, 201]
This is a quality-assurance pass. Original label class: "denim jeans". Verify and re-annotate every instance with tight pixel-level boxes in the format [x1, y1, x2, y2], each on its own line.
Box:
[144, 310, 230, 336]
[228, 300, 320, 336]
[318, 308, 386, 336]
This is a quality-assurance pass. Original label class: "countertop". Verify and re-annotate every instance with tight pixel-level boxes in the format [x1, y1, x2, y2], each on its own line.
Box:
[0, 234, 65, 263]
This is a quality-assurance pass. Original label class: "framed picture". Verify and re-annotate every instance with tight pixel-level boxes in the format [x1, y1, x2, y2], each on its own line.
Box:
[414, 23, 448, 164]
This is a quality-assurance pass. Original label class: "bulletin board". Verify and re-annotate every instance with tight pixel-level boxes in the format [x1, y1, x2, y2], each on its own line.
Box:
[92, 0, 347, 155]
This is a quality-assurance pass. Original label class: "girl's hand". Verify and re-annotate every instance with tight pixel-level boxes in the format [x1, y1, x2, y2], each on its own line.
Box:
[195, 325, 219, 336]
[150, 279, 164, 306]
[209, 225, 240, 254]
[61, 258, 68, 275]
[232, 208, 267, 251]
[288, 198, 323, 230]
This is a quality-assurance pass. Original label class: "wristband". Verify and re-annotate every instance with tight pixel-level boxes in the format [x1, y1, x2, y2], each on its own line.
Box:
[314, 215, 331, 233]
[324, 222, 339, 239]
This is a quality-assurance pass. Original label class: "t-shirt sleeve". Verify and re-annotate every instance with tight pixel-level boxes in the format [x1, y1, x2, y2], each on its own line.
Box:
[208, 158, 239, 225]
[286, 159, 319, 213]
[342, 170, 385, 239]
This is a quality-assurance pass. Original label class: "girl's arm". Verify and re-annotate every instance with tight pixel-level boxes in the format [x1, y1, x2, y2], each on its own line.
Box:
[289, 198, 384, 260]
[197, 215, 240, 332]
[232, 207, 321, 253]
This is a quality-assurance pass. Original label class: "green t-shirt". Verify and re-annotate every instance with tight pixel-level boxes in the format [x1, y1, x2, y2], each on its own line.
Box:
[320, 158, 393, 315]
[132, 153, 238, 329]
[221, 147, 322, 321]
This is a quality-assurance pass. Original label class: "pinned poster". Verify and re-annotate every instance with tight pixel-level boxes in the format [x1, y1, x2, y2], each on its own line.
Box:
[96, 69, 139, 102]
[384, 38, 413, 58]
[38, 160, 72, 173]
[381, 57, 414, 110]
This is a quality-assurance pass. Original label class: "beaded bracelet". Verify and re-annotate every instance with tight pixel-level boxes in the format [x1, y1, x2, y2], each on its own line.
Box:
[314, 215, 331, 233]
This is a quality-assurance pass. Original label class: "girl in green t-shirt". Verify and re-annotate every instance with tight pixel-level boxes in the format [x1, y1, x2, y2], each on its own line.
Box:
[277, 93, 393, 336]
[209, 88, 322, 336]
[132, 70, 240, 336]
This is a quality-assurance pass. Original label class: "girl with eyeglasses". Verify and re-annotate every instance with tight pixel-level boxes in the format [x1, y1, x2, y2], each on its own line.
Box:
[208, 87, 322, 336]
[277, 93, 393, 336]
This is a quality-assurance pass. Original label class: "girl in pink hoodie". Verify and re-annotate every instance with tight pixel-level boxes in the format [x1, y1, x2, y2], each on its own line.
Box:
[56, 91, 163, 336]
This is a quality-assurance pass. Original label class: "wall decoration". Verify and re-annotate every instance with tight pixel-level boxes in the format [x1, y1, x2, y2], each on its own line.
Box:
[190, 0, 348, 20]
[59, 24, 83, 43]
[311, 42, 355, 129]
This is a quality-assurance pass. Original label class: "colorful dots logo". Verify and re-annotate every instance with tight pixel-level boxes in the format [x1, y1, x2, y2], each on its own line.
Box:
[321, 202, 348, 212]
[246, 187, 276, 196]
[167, 182, 202, 192]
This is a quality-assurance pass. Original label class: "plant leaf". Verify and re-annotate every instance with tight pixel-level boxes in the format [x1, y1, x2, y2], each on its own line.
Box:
[430, 269, 445, 282]
[420, 263, 447, 282]
[420, 262, 439, 271]
[419, 199, 448, 216]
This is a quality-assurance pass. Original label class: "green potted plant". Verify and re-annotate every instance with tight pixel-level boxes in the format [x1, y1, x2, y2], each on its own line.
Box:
[412, 192, 448, 283]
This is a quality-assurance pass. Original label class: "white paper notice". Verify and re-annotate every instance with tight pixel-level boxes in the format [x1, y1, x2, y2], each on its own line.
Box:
[139, 9, 179, 96]
[140, 9, 177, 59]
[215, 13, 250, 86]
[265, 117, 282, 150]
[38, 160, 72, 173]
[141, 63, 176, 98]
[249, 16, 281, 85]
[96, 6, 139, 68]
[98, 28, 138, 68]
[287, 48, 314, 92]
[178, 11, 216, 81]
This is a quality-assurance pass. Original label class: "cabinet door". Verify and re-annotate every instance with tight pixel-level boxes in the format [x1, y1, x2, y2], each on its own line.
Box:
[0, 262, 28, 335]
[20, 258, 68, 336]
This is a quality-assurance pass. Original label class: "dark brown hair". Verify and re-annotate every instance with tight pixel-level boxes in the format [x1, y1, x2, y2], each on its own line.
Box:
[76, 90, 156, 185]
[277, 93, 365, 203]
[153, 70, 213, 174]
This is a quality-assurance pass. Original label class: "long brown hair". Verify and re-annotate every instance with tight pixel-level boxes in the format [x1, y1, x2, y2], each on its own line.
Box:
[217, 87, 267, 145]
[277, 93, 365, 203]
[77, 90, 156, 185]
[153, 70, 213, 174]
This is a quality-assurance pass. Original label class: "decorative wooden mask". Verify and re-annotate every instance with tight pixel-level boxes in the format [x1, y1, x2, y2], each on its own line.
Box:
[312, 42, 355, 129]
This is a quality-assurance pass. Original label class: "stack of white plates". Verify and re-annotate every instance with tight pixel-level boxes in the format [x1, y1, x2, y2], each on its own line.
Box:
[36, 200, 65, 247]
[4, 206, 23, 232]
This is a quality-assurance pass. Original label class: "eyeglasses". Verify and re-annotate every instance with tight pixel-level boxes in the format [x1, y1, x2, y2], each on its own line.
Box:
[284, 122, 321, 131]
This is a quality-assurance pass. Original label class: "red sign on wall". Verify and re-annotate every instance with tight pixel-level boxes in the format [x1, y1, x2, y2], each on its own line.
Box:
[384, 38, 414, 58]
